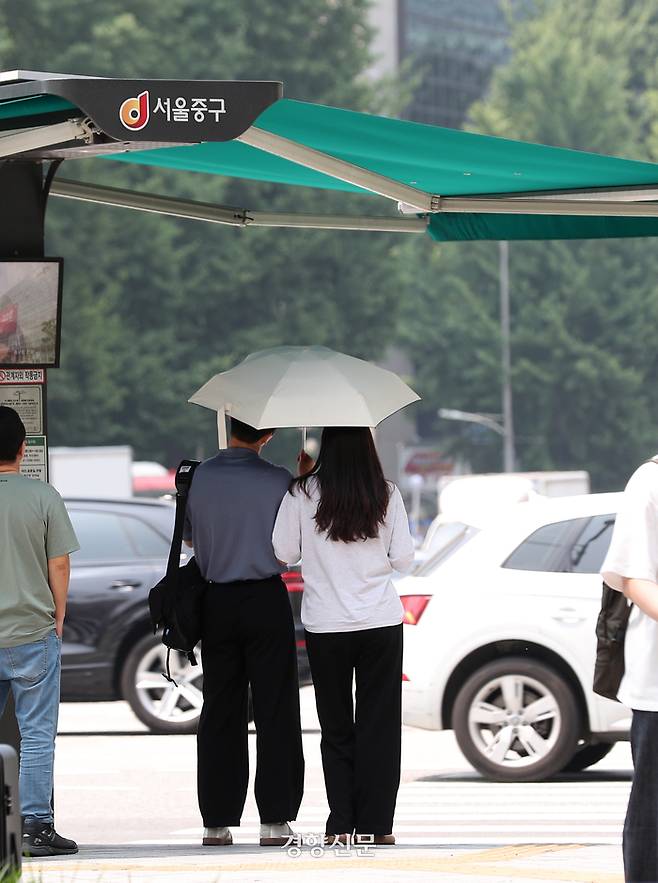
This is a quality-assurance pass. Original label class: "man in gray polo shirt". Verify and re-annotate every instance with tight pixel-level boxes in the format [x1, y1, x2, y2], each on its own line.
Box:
[184, 418, 305, 847]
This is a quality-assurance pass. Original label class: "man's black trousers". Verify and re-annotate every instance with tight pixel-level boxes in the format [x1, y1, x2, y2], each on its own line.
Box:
[198, 575, 304, 827]
[304, 623, 403, 836]
[624, 709, 658, 882]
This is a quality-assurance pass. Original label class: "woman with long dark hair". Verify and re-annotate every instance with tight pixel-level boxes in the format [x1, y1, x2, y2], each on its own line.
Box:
[273, 427, 414, 845]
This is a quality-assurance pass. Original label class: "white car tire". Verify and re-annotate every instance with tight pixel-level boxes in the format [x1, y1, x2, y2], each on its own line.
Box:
[452, 657, 581, 782]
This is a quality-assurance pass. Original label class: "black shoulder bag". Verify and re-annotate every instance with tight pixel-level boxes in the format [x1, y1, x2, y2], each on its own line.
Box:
[148, 459, 207, 683]
[593, 582, 633, 702]
[592, 458, 658, 701]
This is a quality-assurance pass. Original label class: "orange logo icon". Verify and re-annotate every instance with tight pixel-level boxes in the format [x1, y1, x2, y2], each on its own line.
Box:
[119, 90, 149, 130]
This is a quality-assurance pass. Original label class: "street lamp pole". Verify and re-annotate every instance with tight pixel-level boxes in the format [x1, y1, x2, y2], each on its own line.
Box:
[499, 240, 516, 472]
[436, 244, 517, 474]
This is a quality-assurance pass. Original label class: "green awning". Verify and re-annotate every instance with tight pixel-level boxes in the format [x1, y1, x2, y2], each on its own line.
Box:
[428, 213, 658, 241]
[0, 93, 77, 122]
[102, 98, 658, 241]
[106, 97, 658, 198]
[4, 77, 658, 242]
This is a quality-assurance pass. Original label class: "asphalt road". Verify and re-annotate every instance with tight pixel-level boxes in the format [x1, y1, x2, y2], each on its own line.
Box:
[21, 686, 631, 881]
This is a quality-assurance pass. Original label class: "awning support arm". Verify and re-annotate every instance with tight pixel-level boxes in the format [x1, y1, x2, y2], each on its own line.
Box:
[0, 118, 94, 159]
[499, 185, 658, 203]
[49, 179, 428, 233]
[437, 196, 658, 217]
[236, 126, 440, 213]
[50, 179, 658, 228]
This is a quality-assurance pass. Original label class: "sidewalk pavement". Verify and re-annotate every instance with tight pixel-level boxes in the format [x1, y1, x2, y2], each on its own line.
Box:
[24, 841, 624, 882]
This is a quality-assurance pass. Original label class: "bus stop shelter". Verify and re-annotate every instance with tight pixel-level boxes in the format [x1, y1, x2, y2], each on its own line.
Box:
[2, 70, 658, 853]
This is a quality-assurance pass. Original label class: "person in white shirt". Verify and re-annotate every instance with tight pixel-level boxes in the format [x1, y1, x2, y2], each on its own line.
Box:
[273, 427, 415, 846]
[601, 457, 658, 882]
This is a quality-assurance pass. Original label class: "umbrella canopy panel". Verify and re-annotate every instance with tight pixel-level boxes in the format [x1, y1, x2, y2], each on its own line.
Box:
[189, 345, 420, 430]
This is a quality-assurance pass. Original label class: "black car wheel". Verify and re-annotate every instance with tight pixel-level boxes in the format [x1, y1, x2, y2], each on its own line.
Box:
[452, 657, 581, 782]
[120, 633, 205, 735]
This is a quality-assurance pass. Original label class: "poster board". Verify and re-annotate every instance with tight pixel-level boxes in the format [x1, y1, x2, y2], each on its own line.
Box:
[0, 259, 63, 368]
[0, 368, 48, 481]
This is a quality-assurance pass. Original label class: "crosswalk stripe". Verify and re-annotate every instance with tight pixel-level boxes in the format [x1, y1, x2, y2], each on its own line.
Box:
[158, 776, 629, 848]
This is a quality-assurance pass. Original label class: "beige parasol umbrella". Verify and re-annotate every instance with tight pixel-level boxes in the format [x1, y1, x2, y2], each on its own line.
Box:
[189, 345, 420, 448]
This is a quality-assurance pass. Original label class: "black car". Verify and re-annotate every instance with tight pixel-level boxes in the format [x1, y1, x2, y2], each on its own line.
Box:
[62, 498, 311, 734]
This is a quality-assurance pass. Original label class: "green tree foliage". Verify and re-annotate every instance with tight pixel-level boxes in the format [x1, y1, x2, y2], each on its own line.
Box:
[397, 0, 658, 489]
[0, 0, 404, 464]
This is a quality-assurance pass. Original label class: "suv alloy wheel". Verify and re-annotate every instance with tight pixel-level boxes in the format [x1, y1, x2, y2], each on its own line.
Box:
[452, 657, 581, 782]
[120, 633, 205, 734]
[120, 633, 256, 734]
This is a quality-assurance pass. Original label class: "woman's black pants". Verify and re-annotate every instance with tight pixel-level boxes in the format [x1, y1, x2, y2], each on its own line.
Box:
[198, 575, 304, 827]
[624, 709, 658, 882]
[305, 623, 403, 836]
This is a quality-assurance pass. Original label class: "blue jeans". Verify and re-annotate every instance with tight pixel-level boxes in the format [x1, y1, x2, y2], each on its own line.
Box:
[0, 631, 61, 823]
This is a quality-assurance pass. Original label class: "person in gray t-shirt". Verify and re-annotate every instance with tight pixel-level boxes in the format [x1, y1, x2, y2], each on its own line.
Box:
[184, 418, 306, 848]
[0, 406, 79, 857]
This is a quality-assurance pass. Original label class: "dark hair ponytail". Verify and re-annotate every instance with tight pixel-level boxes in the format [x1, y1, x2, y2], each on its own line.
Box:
[295, 427, 390, 543]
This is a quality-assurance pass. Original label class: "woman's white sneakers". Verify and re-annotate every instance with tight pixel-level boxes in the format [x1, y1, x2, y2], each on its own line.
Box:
[259, 821, 295, 846]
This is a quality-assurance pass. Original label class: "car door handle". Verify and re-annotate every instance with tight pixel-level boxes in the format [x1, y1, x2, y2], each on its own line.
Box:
[109, 580, 142, 592]
[552, 606, 586, 624]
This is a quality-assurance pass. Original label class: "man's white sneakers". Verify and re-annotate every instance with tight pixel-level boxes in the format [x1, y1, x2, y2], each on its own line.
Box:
[260, 821, 295, 846]
[202, 826, 233, 846]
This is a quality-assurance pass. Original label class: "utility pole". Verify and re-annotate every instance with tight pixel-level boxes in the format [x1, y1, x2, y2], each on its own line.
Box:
[499, 240, 516, 472]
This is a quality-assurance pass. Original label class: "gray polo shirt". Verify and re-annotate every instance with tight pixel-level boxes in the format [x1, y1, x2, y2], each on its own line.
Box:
[183, 448, 292, 583]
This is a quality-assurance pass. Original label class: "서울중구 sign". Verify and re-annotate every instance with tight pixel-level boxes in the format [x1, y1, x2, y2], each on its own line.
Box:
[110, 82, 271, 141]
[0, 368, 44, 384]
[20, 435, 47, 482]
[0, 384, 43, 434]
[35, 79, 282, 144]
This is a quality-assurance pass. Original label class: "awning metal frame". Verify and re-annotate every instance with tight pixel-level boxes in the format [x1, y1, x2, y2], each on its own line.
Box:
[0, 117, 94, 159]
[2, 85, 657, 231]
[236, 126, 441, 213]
[437, 195, 658, 217]
[50, 179, 429, 233]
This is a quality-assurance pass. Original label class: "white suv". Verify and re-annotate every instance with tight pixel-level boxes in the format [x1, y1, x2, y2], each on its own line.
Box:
[398, 492, 630, 782]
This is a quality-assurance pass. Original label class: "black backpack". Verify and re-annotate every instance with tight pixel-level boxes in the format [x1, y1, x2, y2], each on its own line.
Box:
[593, 582, 633, 702]
[148, 459, 207, 682]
